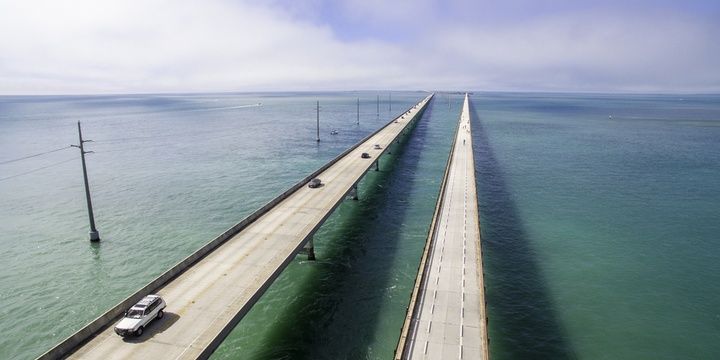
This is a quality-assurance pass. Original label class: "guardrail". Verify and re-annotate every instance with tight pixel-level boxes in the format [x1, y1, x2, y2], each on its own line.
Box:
[38, 93, 433, 360]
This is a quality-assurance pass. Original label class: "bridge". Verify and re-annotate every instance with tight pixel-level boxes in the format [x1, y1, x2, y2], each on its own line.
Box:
[40, 94, 434, 360]
[395, 94, 489, 359]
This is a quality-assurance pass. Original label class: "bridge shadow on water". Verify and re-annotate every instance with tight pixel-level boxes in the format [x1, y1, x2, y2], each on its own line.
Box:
[469, 99, 577, 359]
[222, 100, 439, 360]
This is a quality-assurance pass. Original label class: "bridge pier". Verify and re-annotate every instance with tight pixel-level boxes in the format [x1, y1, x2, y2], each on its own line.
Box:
[374, 160, 380, 171]
[302, 237, 316, 261]
[348, 184, 359, 200]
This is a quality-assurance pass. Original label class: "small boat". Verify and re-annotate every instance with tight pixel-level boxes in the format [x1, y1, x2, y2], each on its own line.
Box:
[330, 130, 339, 135]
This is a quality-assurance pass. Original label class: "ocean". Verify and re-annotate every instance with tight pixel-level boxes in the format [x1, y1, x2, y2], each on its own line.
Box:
[0, 92, 718, 359]
[472, 93, 720, 359]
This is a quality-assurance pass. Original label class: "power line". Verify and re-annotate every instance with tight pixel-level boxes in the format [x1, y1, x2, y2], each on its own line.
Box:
[0, 157, 75, 182]
[89, 101, 373, 145]
[0, 146, 72, 165]
[92, 128, 255, 154]
[93, 123, 253, 144]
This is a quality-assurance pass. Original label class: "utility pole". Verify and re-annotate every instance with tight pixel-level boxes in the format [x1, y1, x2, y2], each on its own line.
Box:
[71, 121, 100, 242]
[316, 100, 320, 143]
[376, 95, 379, 118]
[357, 97, 360, 125]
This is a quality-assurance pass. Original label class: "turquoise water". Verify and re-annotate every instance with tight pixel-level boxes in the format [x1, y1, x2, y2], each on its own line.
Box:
[1, 92, 719, 360]
[472, 93, 720, 359]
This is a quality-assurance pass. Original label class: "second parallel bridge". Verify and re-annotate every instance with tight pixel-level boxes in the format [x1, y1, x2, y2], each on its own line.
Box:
[43, 94, 434, 360]
[395, 93, 489, 359]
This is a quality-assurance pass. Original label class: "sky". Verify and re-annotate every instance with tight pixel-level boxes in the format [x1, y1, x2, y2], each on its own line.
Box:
[0, 0, 718, 94]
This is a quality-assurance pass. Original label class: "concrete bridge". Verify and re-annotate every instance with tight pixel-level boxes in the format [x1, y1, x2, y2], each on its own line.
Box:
[395, 94, 489, 360]
[39, 94, 434, 360]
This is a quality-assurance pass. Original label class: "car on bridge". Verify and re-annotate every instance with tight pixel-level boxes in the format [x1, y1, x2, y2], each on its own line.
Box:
[114, 294, 166, 337]
[308, 178, 322, 188]
[361, 152, 371, 159]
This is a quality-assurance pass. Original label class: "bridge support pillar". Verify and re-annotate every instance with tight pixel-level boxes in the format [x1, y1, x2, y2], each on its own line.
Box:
[349, 184, 359, 200]
[303, 237, 316, 261]
[374, 160, 379, 171]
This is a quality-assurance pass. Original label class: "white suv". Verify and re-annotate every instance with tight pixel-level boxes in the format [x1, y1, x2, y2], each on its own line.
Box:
[114, 294, 166, 337]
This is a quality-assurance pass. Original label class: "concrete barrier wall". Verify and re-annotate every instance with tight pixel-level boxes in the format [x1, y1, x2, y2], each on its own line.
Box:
[38, 93, 433, 360]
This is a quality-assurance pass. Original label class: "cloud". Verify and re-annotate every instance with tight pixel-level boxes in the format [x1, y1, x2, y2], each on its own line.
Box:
[0, 0, 718, 94]
[0, 0, 405, 93]
[427, 11, 720, 92]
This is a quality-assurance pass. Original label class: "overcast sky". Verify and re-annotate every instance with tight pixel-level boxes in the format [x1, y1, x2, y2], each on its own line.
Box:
[0, 0, 718, 94]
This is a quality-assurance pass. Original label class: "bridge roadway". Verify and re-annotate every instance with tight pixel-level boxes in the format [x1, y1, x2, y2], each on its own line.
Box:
[395, 94, 488, 359]
[44, 94, 433, 360]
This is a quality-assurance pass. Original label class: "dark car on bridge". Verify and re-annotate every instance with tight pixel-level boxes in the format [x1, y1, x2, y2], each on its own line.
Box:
[308, 178, 322, 188]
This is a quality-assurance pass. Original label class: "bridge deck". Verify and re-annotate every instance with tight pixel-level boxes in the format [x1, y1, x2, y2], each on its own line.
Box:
[396, 94, 488, 359]
[63, 94, 433, 360]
